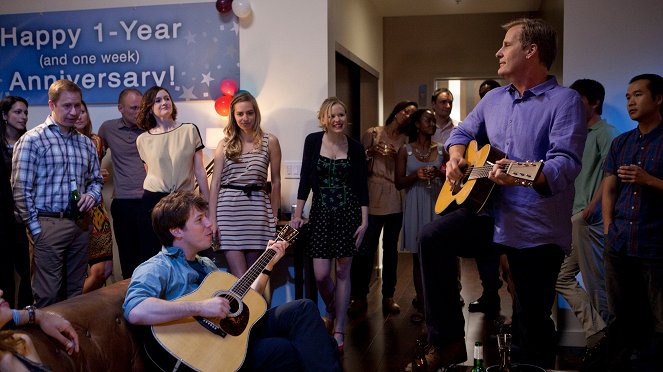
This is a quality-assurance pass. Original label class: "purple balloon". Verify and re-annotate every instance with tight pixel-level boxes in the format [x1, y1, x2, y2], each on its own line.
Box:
[216, 0, 233, 13]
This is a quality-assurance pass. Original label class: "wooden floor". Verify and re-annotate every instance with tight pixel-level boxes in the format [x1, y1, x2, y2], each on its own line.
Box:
[340, 253, 584, 372]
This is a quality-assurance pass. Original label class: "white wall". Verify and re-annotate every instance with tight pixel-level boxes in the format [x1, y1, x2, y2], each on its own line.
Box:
[564, 0, 663, 134]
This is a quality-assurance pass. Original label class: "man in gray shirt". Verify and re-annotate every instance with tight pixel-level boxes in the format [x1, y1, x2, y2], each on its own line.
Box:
[98, 88, 145, 278]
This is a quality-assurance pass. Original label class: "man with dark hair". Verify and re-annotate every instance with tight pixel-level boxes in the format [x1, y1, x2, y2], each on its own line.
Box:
[602, 73, 663, 371]
[12, 79, 102, 307]
[123, 191, 341, 371]
[430, 88, 459, 146]
[555, 79, 617, 369]
[479, 79, 501, 99]
[417, 18, 585, 370]
[98, 88, 145, 278]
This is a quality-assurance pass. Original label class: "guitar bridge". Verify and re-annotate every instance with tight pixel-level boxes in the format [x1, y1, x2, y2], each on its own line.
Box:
[194, 316, 227, 337]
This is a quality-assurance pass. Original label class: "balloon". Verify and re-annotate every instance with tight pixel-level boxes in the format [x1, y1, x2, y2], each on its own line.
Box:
[214, 96, 232, 116]
[220, 79, 238, 96]
[215, 0, 233, 13]
[232, 0, 252, 18]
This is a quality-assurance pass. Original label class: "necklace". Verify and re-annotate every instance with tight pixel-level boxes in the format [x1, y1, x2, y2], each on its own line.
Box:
[413, 143, 433, 162]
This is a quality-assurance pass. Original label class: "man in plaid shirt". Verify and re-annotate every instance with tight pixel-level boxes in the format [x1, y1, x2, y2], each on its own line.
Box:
[11, 79, 103, 307]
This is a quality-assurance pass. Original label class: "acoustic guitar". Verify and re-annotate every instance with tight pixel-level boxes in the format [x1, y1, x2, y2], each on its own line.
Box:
[435, 140, 542, 215]
[151, 225, 299, 372]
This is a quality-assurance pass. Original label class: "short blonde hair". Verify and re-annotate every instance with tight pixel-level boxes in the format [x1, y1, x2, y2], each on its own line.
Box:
[317, 97, 347, 130]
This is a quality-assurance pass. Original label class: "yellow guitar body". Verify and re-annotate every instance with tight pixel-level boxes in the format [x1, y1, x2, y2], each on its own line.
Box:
[152, 271, 267, 372]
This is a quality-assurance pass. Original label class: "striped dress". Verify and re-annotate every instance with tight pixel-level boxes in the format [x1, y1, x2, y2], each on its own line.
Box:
[216, 133, 275, 251]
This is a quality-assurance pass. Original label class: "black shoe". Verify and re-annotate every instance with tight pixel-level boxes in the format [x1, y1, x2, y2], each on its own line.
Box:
[468, 294, 500, 315]
[581, 332, 607, 372]
[347, 298, 368, 317]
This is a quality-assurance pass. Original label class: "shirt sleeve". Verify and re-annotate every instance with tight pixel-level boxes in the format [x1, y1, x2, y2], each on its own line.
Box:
[11, 134, 40, 236]
[122, 261, 169, 320]
[83, 136, 103, 204]
[296, 133, 315, 201]
[190, 123, 205, 152]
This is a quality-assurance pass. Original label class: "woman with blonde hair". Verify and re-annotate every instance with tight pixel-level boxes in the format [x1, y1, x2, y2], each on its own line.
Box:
[290, 97, 368, 352]
[209, 91, 281, 277]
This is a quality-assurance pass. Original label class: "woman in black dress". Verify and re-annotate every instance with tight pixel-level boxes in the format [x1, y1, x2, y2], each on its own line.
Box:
[290, 97, 368, 352]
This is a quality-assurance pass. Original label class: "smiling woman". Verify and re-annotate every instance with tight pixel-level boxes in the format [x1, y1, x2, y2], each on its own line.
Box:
[134, 86, 210, 264]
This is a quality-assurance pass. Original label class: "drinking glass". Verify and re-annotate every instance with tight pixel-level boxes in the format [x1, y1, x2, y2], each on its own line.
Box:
[497, 333, 512, 371]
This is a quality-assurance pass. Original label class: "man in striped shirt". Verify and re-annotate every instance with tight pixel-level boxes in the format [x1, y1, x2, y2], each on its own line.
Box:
[11, 79, 103, 307]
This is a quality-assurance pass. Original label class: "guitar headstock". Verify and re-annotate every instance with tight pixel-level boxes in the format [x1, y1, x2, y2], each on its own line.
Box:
[276, 224, 300, 243]
[505, 161, 543, 181]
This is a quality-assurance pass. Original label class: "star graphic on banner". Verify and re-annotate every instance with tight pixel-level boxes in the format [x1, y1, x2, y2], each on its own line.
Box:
[184, 31, 197, 44]
[179, 86, 197, 100]
[231, 21, 239, 36]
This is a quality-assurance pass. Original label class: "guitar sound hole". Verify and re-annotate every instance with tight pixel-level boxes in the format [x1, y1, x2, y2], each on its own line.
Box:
[221, 294, 241, 314]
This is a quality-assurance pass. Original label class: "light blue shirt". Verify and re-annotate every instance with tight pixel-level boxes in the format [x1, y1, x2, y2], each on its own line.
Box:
[446, 76, 586, 252]
[122, 246, 218, 320]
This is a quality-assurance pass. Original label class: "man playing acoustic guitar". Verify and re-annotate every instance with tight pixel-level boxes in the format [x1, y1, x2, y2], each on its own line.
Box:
[123, 191, 341, 371]
[417, 18, 586, 371]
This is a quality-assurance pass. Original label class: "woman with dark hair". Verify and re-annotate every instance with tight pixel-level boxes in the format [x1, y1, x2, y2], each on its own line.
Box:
[394, 108, 444, 323]
[135, 86, 209, 262]
[0, 96, 32, 308]
[73, 101, 113, 292]
[349, 100, 417, 316]
[290, 97, 368, 352]
[208, 91, 282, 277]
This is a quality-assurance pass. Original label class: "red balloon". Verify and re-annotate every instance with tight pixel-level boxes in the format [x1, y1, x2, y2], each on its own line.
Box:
[220, 79, 238, 96]
[216, 0, 233, 13]
[214, 96, 232, 116]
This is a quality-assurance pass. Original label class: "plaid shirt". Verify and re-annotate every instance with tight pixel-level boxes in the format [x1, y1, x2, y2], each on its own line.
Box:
[604, 122, 663, 258]
[11, 116, 103, 236]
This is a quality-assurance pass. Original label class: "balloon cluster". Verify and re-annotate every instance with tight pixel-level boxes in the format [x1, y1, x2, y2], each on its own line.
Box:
[216, 0, 252, 18]
[214, 79, 238, 116]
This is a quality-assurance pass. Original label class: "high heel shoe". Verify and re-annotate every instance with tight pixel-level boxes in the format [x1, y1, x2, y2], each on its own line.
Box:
[333, 331, 344, 353]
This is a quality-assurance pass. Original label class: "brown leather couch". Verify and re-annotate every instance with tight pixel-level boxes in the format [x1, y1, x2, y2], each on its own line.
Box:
[9, 280, 145, 372]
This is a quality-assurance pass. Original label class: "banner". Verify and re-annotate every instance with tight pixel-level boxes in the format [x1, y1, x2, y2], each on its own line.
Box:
[0, 2, 240, 103]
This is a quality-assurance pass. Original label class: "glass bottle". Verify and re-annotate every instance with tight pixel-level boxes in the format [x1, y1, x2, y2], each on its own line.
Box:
[471, 341, 486, 372]
[497, 333, 512, 372]
[68, 178, 80, 220]
[412, 338, 428, 372]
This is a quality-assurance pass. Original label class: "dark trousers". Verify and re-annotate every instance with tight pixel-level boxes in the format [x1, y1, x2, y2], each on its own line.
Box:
[475, 253, 502, 296]
[605, 248, 663, 372]
[419, 207, 563, 368]
[139, 191, 169, 264]
[12, 222, 33, 308]
[111, 198, 144, 278]
[351, 212, 403, 299]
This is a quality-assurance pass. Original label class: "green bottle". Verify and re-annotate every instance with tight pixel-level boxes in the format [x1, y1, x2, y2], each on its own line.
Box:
[471, 341, 486, 372]
[68, 178, 80, 220]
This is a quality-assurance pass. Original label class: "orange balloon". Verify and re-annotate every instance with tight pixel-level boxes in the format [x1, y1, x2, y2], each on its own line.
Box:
[220, 79, 238, 96]
[214, 95, 231, 116]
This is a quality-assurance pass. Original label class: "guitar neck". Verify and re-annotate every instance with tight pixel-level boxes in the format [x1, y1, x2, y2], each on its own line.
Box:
[230, 249, 276, 298]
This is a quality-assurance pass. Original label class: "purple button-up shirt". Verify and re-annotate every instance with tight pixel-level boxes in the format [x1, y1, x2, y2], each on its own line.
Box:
[446, 76, 586, 252]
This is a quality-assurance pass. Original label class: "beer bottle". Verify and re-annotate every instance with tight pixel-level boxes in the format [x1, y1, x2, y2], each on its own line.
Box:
[471, 341, 486, 372]
[68, 178, 80, 220]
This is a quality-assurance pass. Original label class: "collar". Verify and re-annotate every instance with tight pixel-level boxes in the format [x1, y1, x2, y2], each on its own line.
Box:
[508, 75, 558, 99]
[638, 121, 663, 138]
[162, 246, 185, 257]
[45, 115, 76, 135]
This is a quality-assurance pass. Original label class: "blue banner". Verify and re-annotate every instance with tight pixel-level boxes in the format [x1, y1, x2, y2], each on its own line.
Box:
[0, 2, 239, 103]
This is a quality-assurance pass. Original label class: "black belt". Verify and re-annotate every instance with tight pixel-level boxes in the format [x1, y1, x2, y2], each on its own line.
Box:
[37, 211, 74, 219]
[220, 184, 264, 196]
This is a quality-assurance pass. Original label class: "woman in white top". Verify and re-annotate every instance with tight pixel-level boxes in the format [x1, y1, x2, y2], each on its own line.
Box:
[135, 86, 209, 263]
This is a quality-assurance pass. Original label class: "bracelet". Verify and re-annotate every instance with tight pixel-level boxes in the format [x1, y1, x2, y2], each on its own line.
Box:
[25, 305, 36, 325]
[261, 268, 272, 277]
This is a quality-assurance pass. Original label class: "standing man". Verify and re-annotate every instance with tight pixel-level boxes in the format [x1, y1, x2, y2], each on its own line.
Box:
[98, 88, 146, 278]
[12, 79, 103, 307]
[603, 73, 663, 372]
[123, 191, 341, 371]
[430, 88, 459, 146]
[417, 18, 585, 370]
[555, 79, 616, 363]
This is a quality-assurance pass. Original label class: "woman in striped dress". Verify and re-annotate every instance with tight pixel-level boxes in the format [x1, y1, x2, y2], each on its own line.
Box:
[209, 92, 282, 276]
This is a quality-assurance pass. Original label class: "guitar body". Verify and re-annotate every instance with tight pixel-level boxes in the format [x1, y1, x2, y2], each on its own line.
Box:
[435, 140, 506, 215]
[152, 271, 267, 372]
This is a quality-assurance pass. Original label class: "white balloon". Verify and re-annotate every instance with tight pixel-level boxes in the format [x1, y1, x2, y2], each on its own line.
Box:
[232, 0, 252, 18]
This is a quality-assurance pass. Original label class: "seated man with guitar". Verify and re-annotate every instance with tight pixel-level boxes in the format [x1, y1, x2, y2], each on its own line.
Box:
[123, 191, 341, 372]
[417, 18, 586, 371]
